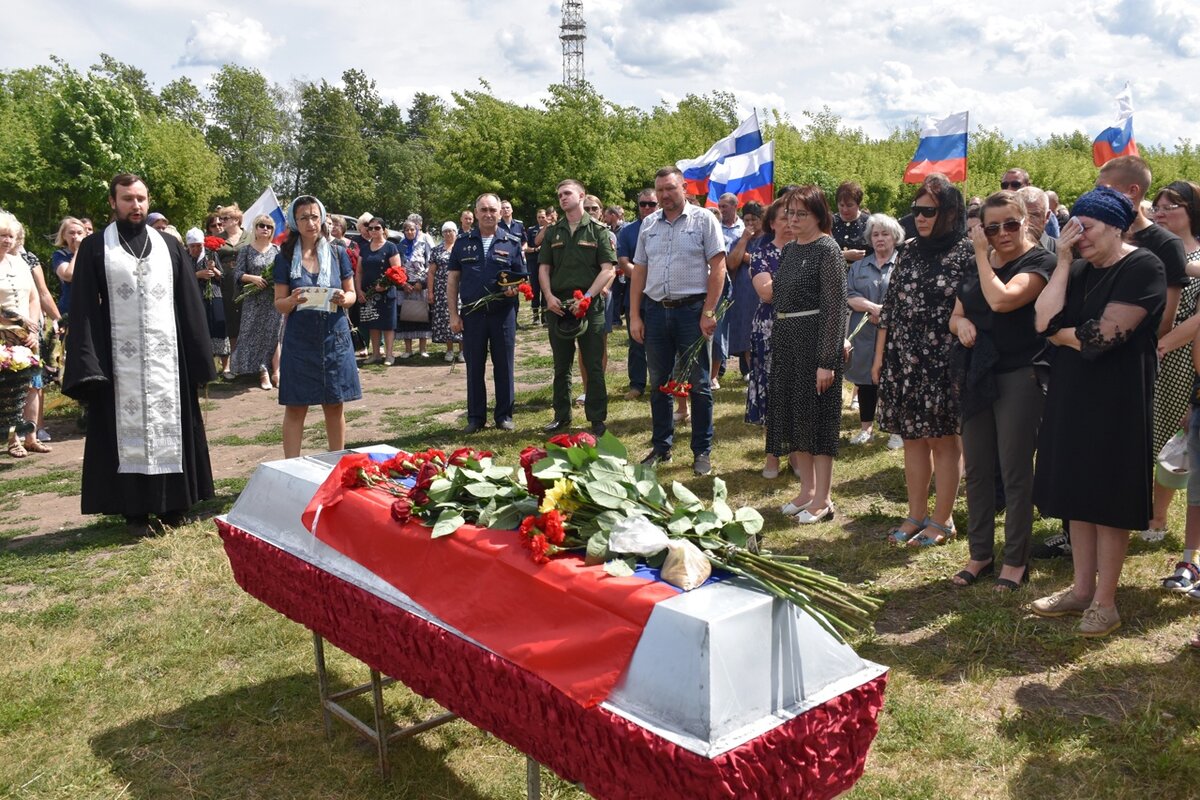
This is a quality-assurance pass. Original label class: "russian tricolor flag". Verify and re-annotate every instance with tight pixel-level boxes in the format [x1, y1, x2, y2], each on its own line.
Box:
[677, 112, 763, 196]
[243, 187, 288, 244]
[903, 111, 969, 184]
[706, 141, 774, 208]
[1093, 84, 1139, 167]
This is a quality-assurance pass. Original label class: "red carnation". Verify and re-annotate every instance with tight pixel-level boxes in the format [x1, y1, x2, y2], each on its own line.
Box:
[540, 509, 566, 545]
[528, 533, 550, 564]
[548, 433, 573, 448]
[570, 432, 596, 447]
[448, 447, 476, 466]
[203, 235, 226, 252]
[574, 296, 591, 318]
[390, 496, 413, 524]
[518, 283, 534, 300]
[341, 467, 364, 488]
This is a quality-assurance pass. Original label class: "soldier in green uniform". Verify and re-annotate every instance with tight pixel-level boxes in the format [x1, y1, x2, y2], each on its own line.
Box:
[539, 179, 617, 436]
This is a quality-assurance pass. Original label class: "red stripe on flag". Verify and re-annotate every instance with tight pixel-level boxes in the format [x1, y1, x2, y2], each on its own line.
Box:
[1092, 139, 1140, 168]
[903, 157, 966, 184]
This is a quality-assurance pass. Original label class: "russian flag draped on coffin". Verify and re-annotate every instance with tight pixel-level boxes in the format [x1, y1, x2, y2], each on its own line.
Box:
[903, 111, 968, 184]
[706, 141, 775, 208]
[677, 112, 763, 196]
[243, 187, 288, 244]
[1093, 84, 1139, 167]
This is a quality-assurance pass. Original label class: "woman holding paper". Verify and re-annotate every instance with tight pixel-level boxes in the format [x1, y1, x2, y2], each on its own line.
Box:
[274, 196, 361, 458]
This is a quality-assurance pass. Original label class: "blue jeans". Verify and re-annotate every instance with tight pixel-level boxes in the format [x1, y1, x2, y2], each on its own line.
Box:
[627, 298, 647, 391]
[643, 299, 713, 456]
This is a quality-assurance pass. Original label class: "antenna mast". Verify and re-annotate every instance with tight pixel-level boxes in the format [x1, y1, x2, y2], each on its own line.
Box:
[560, 1, 586, 88]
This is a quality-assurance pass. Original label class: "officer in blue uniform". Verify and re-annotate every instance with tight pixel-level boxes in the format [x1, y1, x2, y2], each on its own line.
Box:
[447, 193, 526, 433]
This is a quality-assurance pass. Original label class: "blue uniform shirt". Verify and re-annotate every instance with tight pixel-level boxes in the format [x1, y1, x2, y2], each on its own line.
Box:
[500, 217, 525, 242]
[615, 218, 644, 261]
[447, 227, 526, 306]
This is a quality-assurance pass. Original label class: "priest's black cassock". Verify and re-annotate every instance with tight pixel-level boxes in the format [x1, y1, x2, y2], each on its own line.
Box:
[63, 220, 216, 518]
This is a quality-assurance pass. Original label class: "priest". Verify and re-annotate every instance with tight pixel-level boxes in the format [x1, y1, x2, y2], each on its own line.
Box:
[63, 173, 216, 534]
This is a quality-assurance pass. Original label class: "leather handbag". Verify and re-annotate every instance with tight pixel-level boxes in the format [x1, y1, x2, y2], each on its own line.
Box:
[398, 297, 430, 323]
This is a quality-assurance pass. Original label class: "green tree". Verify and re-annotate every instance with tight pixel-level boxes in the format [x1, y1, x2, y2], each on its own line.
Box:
[159, 77, 205, 129]
[293, 80, 374, 213]
[142, 118, 225, 228]
[91, 53, 161, 117]
[205, 64, 285, 206]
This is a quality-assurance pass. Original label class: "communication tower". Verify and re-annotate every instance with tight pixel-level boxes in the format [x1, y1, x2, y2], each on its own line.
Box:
[560, 1, 586, 88]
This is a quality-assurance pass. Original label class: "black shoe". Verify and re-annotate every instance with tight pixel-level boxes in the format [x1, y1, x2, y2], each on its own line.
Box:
[159, 510, 187, 527]
[692, 452, 712, 476]
[496, 418, 515, 431]
[543, 418, 571, 433]
[640, 450, 672, 467]
[463, 421, 484, 434]
[1030, 532, 1071, 559]
[590, 421, 607, 437]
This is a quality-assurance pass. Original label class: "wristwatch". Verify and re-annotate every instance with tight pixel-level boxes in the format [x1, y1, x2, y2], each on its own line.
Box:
[703, 308, 716, 319]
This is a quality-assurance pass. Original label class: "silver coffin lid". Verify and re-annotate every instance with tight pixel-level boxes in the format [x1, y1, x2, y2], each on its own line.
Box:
[221, 448, 887, 758]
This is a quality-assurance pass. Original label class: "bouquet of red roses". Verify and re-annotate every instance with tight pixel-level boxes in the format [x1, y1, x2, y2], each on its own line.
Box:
[374, 264, 409, 294]
[203, 235, 226, 253]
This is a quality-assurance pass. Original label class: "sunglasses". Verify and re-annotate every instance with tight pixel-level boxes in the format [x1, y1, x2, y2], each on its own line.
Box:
[255, 222, 274, 230]
[638, 201, 657, 208]
[367, 225, 383, 231]
[584, 206, 600, 212]
[910, 205, 939, 218]
[1000, 181, 1025, 190]
[983, 219, 1022, 237]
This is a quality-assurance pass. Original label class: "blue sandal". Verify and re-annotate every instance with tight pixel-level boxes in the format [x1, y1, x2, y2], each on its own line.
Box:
[908, 517, 956, 547]
[887, 516, 926, 545]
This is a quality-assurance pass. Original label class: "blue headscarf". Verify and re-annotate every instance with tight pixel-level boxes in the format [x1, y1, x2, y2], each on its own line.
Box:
[285, 196, 333, 286]
[1072, 186, 1136, 232]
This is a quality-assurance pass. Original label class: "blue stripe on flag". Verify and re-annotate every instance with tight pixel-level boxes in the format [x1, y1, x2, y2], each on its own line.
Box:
[912, 133, 967, 163]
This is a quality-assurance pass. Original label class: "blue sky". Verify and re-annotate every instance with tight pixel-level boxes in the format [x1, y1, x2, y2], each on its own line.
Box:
[5, 0, 1198, 148]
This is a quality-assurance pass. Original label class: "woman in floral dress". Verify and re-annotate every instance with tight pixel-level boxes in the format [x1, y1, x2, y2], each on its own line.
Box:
[395, 221, 432, 358]
[748, 199, 794, 477]
[873, 178, 974, 546]
[230, 215, 282, 389]
[427, 221, 462, 362]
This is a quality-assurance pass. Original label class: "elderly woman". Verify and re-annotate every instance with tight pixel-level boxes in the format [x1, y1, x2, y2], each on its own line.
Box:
[15, 222, 59, 452]
[872, 177, 974, 546]
[726, 201, 764, 379]
[231, 214, 283, 389]
[846, 214, 901, 446]
[748, 199, 796, 476]
[832, 181, 869, 265]
[0, 212, 45, 458]
[1140, 182, 1200, 549]
[761, 186, 847, 524]
[428, 221, 463, 362]
[185, 228, 230, 375]
[354, 216, 401, 365]
[1030, 187, 1166, 636]
[948, 192, 1054, 590]
[273, 196, 360, 458]
[395, 219, 433, 358]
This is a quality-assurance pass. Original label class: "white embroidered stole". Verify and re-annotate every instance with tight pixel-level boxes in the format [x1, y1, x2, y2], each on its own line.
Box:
[103, 224, 184, 474]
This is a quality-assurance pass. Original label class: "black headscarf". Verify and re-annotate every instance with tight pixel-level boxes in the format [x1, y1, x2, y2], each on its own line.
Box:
[913, 182, 967, 256]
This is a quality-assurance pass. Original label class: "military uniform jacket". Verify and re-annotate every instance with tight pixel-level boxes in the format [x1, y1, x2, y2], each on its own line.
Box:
[538, 215, 617, 296]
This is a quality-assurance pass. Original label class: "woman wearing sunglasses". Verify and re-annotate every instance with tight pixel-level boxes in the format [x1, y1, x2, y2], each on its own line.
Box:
[872, 176, 974, 546]
[948, 191, 1054, 589]
[354, 217, 401, 365]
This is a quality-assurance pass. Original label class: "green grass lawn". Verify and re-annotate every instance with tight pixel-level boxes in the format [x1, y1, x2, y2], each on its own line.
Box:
[2, 330, 1198, 799]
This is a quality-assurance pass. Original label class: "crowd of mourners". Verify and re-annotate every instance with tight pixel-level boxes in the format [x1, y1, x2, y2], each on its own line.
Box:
[5, 155, 1200, 650]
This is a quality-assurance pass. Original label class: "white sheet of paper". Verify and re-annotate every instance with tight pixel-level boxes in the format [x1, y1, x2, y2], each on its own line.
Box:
[295, 286, 334, 312]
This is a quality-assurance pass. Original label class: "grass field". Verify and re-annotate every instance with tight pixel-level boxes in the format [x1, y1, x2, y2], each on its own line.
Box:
[1, 330, 1198, 799]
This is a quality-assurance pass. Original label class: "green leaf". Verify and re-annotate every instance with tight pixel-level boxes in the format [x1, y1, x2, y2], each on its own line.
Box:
[464, 481, 499, 498]
[596, 431, 628, 460]
[693, 510, 719, 535]
[566, 445, 590, 468]
[712, 498, 733, 523]
[720, 523, 749, 548]
[734, 506, 765, 535]
[431, 512, 465, 539]
[489, 497, 539, 531]
[427, 477, 454, 503]
[645, 483, 668, 508]
[635, 479, 656, 496]
[671, 481, 703, 511]
[603, 558, 636, 577]
[476, 498, 498, 527]
[667, 516, 693, 535]
[590, 455, 629, 479]
[712, 476, 728, 502]
[532, 454, 569, 480]
[585, 532, 611, 566]
[582, 478, 627, 509]
[483, 466, 514, 480]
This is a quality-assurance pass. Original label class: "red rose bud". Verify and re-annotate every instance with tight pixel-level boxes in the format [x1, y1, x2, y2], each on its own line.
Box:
[548, 434, 573, 448]
[390, 496, 413, 524]
[570, 432, 596, 447]
[409, 488, 429, 506]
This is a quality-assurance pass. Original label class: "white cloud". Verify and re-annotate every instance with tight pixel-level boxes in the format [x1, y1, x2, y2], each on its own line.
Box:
[177, 12, 282, 67]
[1095, 0, 1200, 58]
[497, 29, 557, 74]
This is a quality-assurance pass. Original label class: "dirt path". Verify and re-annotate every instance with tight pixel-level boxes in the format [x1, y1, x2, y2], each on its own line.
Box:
[1, 327, 558, 541]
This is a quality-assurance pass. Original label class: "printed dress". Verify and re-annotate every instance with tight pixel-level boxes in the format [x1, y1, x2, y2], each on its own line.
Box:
[876, 237, 974, 439]
[746, 239, 781, 424]
[430, 243, 461, 344]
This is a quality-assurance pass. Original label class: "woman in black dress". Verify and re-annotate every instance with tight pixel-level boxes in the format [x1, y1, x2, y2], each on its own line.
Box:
[1031, 186, 1166, 637]
[872, 177, 974, 546]
[764, 186, 847, 525]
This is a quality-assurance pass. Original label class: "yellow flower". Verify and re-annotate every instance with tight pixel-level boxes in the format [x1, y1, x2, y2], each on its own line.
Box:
[539, 479, 580, 514]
